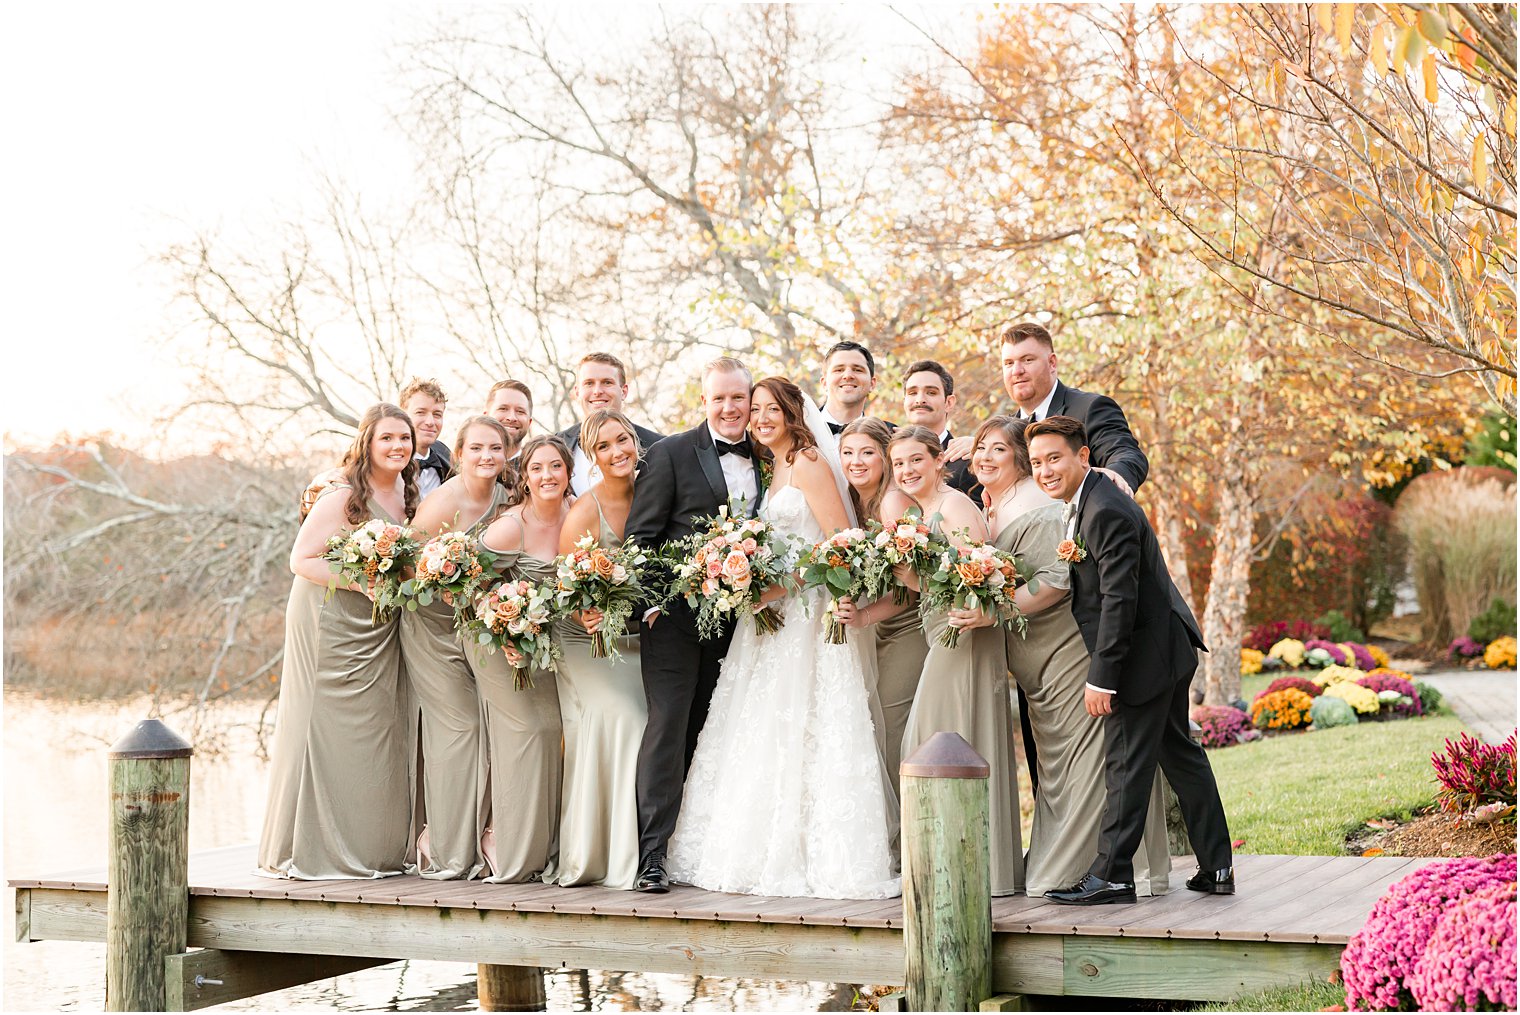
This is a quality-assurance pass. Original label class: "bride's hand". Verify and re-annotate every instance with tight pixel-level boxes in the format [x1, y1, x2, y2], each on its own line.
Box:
[947, 604, 994, 630]
[758, 583, 787, 605]
[578, 607, 604, 634]
[833, 596, 865, 628]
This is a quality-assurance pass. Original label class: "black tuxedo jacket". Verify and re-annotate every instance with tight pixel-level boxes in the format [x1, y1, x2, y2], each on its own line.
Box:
[556, 420, 666, 457]
[943, 431, 981, 500]
[626, 424, 767, 550]
[1069, 471, 1204, 705]
[1040, 381, 1149, 492]
[417, 441, 452, 480]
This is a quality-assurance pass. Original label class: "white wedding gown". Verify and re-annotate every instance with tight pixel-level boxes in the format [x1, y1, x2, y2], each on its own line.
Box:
[667, 485, 901, 900]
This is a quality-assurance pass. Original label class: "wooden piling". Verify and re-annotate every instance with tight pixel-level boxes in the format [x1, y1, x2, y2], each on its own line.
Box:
[105, 718, 192, 1012]
[900, 731, 992, 1013]
[477, 963, 546, 1011]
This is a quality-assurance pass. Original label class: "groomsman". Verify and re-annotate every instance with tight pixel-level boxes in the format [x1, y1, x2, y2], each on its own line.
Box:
[1027, 416, 1233, 905]
[819, 340, 892, 434]
[557, 353, 664, 495]
[401, 377, 451, 498]
[626, 356, 766, 892]
[485, 378, 534, 461]
[901, 359, 978, 498]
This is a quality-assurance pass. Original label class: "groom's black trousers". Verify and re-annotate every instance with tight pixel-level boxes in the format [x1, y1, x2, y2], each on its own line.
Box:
[1091, 667, 1232, 883]
[636, 601, 733, 862]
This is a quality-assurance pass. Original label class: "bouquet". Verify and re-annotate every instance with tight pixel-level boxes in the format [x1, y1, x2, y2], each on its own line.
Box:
[918, 541, 1032, 648]
[874, 509, 946, 604]
[401, 530, 496, 622]
[553, 535, 652, 661]
[463, 577, 560, 690]
[667, 507, 798, 640]
[322, 519, 423, 624]
[798, 528, 891, 644]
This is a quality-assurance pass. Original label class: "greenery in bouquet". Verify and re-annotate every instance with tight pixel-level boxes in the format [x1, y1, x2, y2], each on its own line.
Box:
[874, 508, 945, 604]
[666, 508, 798, 640]
[401, 530, 495, 623]
[798, 527, 891, 644]
[463, 576, 560, 690]
[322, 518, 423, 624]
[553, 534, 651, 661]
[918, 540, 1032, 649]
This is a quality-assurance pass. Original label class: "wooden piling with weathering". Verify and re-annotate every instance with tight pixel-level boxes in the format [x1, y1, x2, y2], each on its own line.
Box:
[900, 731, 993, 1013]
[478, 962, 547, 1011]
[105, 719, 192, 1012]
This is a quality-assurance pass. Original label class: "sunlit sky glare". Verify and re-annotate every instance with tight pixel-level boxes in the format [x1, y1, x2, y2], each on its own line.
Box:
[3, 2, 966, 455]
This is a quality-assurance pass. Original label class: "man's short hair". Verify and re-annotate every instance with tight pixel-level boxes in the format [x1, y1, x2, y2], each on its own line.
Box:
[1025, 414, 1087, 453]
[487, 378, 534, 411]
[1000, 322, 1054, 351]
[578, 352, 627, 386]
[904, 359, 954, 396]
[399, 377, 448, 405]
[703, 355, 752, 386]
[824, 340, 876, 377]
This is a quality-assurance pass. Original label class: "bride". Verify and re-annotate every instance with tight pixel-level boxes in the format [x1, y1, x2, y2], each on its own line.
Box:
[667, 376, 900, 900]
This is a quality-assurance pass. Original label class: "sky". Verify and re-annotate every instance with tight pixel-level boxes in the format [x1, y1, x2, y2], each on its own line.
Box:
[3, 1, 416, 451]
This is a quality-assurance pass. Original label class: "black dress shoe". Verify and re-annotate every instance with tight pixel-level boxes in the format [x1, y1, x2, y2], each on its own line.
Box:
[1185, 866, 1236, 895]
[1045, 873, 1136, 906]
[635, 855, 669, 893]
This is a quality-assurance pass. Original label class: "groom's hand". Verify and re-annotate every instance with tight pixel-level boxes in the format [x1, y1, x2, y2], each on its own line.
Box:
[642, 607, 662, 628]
[1084, 686, 1114, 716]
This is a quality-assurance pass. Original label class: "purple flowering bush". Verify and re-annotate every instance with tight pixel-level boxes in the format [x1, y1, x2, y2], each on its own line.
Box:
[1260, 675, 1324, 700]
[1432, 732, 1518, 817]
[1408, 881, 1517, 1011]
[1342, 854, 1517, 1011]
[1344, 642, 1379, 670]
[1357, 670, 1424, 719]
[1304, 638, 1351, 665]
[1449, 635, 1487, 661]
[1190, 705, 1254, 749]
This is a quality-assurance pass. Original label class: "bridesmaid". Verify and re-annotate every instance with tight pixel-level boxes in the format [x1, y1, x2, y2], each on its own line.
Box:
[541, 410, 649, 889]
[834, 417, 928, 784]
[473, 434, 569, 882]
[258, 403, 418, 880]
[889, 424, 1023, 897]
[961, 416, 1172, 896]
[400, 416, 513, 880]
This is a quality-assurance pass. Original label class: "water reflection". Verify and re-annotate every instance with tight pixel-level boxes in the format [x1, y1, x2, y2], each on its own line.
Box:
[2, 693, 876, 1011]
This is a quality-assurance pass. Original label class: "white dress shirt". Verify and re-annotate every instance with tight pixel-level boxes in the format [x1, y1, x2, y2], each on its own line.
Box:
[711, 424, 758, 512]
[414, 452, 443, 498]
[1021, 384, 1059, 423]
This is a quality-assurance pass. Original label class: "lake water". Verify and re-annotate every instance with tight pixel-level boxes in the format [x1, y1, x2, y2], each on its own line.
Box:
[2, 692, 868, 1011]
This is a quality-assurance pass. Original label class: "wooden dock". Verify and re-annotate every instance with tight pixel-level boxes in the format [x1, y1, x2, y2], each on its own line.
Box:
[12, 845, 1423, 1009]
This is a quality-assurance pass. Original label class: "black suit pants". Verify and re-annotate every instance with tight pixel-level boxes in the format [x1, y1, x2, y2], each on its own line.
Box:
[1091, 674, 1231, 882]
[635, 602, 732, 861]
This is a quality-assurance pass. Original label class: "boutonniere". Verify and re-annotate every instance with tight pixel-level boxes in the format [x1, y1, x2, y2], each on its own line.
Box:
[757, 456, 774, 489]
[1056, 535, 1087, 564]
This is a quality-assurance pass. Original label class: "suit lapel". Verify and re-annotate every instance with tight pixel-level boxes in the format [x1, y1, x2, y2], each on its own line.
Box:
[751, 456, 768, 516]
[1048, 381, 1069, 419]
[692, 425, 730, 509]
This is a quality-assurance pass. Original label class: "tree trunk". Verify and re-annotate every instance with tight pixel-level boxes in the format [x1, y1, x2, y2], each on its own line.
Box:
[1200, 441, 1255, 707]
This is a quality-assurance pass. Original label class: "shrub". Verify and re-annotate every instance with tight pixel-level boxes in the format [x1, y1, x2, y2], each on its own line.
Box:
[1484, 636, 1517, 670]
[1431, 731, 1518, 817]
[1358, 670, 1423, 719]
[1240, 647, 1264, 675]
[1242, 619, 1331, 653]
[1342, 642, 1378, 670]
[1468, 598, 1517, 644]
[1409, 881, 1517, 1012]
[1268, 637, 1306, 668]
[1449, 634, 1486, 661]
[1341, 854, 1518, 1011]
[1250, 688, 1314, 730]
[1309, 694, 1358, 729]
[1190, 705, 1253, 749]
[1314, 664, 1367, 687]
[1317, 608, 1366, 643]
[1414, 680, 1444, 715]
[1261, 675, 1322, 699]
[1463, 409, 1517, 472]
[1305, 638, 1352, 665]
[1324, 680, 1380, 714]
[1396, 470, 1516, 647]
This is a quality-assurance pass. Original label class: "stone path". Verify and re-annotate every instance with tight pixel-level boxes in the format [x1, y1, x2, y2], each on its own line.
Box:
[1416, 667, 1518, 744]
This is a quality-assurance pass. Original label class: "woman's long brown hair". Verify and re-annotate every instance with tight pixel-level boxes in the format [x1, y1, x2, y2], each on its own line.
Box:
[338, 403, 419, 524]
[839, 416, 894, 523]
[752, 376, 817, 466]
[507, 435, 574, 509]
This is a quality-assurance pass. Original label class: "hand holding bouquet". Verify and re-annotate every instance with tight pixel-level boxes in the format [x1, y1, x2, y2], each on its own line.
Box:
[919, 541, 1031, 648]
[553, 535, 651, 661]
[874, 509, 946, 604]
[402, 531, 496, 623]
[464, 577, 560, 690]
[799, 528, 891, 644]
[668, 508, 798, 640]
[322, 519, 423, 624]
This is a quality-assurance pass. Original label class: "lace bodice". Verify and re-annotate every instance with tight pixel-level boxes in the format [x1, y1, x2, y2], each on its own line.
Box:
[761, 484, 824, 548]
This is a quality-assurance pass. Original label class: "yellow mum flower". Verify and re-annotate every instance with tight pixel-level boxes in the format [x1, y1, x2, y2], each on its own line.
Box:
[1269, 638, 1306, 668]
[1484, 636, 1517, 670]
[1241, 648, 1265, 675]
[1367, 644, 1391, 668]
[1313, 664, 1366, 687]
[1324, 680, 1380, 714]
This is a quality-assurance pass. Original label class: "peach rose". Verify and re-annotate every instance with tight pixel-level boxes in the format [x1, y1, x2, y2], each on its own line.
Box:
[590, 550, 615, 580]
[956, 561, 985, 586]
[741, 538, 758, 555]
[721, 549, 752, 589]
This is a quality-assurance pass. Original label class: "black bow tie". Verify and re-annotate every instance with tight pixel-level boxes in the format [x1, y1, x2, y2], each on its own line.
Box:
[826, 421, 844, 436]
[418, 449, 448, 475]
[715, 438, 753, 459]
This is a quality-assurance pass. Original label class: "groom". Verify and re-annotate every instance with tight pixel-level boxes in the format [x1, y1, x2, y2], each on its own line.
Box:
[626, 356, 766, 892]
[1026, 415, 1233, 905]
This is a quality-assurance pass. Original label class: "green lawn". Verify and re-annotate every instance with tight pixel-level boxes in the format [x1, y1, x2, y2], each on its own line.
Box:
[1207, 714, 1466, 854]
[1196, 977, 1345, 1012]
